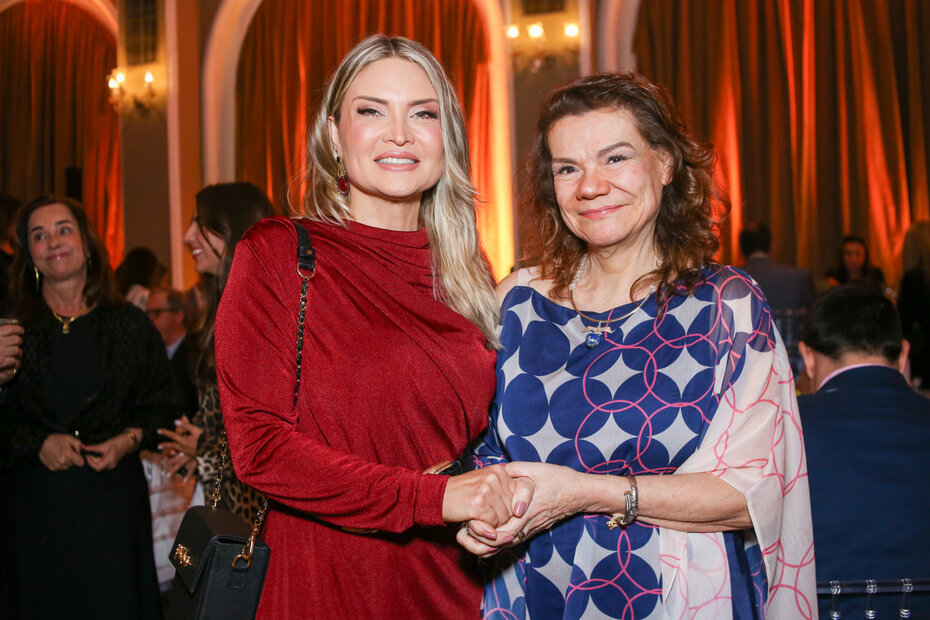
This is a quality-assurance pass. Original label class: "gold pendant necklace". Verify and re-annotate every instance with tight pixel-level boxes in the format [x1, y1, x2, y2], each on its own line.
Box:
[569, 254, 651, 349]
[51, 306, 92, 335]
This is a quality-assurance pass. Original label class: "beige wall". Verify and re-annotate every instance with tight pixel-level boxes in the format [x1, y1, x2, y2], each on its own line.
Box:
[507, 0, 583, 264]
[117, 0, 172, 275]
[118, 0, 204, 288]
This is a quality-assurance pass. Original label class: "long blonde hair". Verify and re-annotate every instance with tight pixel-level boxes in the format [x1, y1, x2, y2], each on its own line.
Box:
[300, 35, 499, 347]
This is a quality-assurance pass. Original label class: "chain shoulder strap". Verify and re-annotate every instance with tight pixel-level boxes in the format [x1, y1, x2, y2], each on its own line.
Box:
[293, 220, 316, 407]
[210, 438, 227, 509]
[229, 220, 316, 569]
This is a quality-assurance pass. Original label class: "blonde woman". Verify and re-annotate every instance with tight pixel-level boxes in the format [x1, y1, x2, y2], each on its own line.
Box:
[215, 36, 522, 619]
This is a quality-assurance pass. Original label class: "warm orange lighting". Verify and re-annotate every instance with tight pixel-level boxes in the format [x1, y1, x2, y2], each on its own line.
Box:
[564, 23, 579, 38]
[527, 23, 544, 39]
[506, 25, 519, 39]
[107, 68, 155, 113]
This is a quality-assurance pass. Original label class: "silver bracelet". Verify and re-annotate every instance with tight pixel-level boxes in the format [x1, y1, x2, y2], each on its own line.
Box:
[606, 473, 638, 530]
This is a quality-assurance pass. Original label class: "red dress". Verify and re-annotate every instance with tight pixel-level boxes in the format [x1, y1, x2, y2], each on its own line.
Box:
[215, 217, 496, 619]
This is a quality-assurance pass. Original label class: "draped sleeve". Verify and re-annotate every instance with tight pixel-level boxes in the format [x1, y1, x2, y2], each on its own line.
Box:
[660, 268, 817, 619]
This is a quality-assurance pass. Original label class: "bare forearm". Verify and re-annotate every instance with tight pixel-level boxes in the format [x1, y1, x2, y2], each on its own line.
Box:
[578, 471, 751, 532]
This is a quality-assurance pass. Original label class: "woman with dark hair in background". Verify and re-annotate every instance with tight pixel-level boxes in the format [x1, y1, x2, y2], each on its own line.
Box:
[0, 196, 179, 618]
[460, 73, 816, 619]
[115, 245, 167, 310]
[156, 182, 275, 521]
[825, 233, 886, 289]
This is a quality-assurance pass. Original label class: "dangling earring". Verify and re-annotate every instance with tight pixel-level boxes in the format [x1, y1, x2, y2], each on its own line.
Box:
[335, 156, 349, 196]
[34, 266, 40, 290]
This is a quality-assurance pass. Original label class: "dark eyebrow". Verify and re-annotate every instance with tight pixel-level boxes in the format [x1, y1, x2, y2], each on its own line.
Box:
[551, 141, 635, 165]
[353, 96, 387, 105]
[29, 219, 74, 234]
[352, 96, 439, 107]
[597, 141, 633, 158]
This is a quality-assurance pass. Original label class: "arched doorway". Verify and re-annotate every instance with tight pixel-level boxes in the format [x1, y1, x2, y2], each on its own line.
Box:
[201, 0, 514, 278]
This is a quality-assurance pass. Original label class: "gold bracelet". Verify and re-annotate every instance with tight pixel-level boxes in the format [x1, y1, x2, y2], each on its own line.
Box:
[606, 473, 638, 530]
[123, 428, 140, 451]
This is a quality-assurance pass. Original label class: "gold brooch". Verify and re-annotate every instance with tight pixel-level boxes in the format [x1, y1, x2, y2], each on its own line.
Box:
[174, 544, 192, 566]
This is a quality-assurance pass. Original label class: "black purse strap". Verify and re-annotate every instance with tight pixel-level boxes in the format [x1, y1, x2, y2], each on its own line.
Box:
[212, 220, 316, 570]
[292, 220, 315, 406]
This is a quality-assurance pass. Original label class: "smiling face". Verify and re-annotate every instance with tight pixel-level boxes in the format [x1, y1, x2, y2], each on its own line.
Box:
[183, 217, 226, 276]
[548, 107, 672, 255]
[328, 57, 445, 229]
[27, 203, 88, 284]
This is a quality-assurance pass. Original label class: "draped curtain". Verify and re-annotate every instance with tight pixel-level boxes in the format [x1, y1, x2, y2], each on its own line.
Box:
[634, 0, 930, 287]
[0, 0, 122, 262]
[236, 0, 500, 268]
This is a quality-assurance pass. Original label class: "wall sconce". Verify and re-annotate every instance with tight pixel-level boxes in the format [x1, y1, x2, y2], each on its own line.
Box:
[507, 21, 579, 73]
[107, 68, 156, 113]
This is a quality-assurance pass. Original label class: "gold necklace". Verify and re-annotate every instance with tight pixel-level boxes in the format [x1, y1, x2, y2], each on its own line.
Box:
[569, 254, 651, 349]
[51, 306, 92, 335]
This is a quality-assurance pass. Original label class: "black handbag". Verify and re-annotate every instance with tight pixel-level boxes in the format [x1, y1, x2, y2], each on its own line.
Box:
[166, 219, 316, 619]
[165, 459, 271, 619]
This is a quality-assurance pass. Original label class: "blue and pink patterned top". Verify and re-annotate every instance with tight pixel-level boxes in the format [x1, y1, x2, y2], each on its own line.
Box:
[474, 266, 816, 619]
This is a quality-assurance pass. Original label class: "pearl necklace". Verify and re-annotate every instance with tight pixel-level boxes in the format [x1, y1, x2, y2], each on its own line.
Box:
[569, 254, 651, 349]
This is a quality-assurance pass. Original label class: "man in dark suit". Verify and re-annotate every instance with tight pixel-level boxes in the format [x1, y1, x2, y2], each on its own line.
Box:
[740, 221, 815, 312]
[740, 222, 814, 373]
[143, 286, 198, 590]
[146, 286, 198, 415]
[798, 286, 930, 619]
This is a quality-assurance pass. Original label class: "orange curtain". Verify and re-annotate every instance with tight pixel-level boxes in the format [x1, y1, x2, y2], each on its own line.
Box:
[235, 0, 495, 252]
[0, 0, 122, 263]
[634, 0, 930, 287]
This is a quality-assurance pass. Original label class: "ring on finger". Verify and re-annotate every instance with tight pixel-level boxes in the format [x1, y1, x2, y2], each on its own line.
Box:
[515, 530, 526, 542]
[461, 522, 470, 535]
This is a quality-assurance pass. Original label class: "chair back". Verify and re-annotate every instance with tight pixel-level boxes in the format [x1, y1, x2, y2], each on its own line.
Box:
[817, 578, 930, 619]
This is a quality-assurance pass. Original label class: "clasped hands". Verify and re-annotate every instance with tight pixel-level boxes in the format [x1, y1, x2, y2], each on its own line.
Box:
[445, 461, 585, 558]
[39, 429, 139, 472]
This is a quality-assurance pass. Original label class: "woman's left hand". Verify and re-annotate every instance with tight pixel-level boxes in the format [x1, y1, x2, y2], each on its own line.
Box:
[83, 431, 138, 472]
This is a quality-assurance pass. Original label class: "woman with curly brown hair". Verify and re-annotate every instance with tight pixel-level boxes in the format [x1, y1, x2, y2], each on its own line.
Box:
[459, 73, 816, 619]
